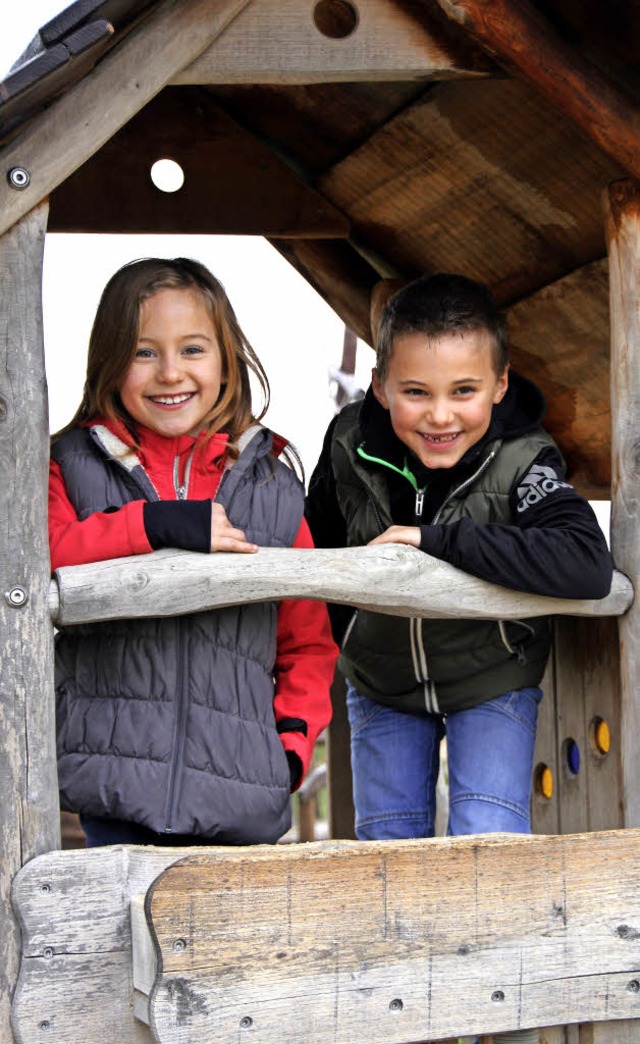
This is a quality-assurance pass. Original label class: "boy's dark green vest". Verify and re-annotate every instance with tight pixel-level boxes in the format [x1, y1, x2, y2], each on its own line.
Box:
[331, 402, 556, 715]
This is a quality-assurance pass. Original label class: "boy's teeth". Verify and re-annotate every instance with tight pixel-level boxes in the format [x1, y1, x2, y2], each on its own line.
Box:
[426, 433, 457, 443]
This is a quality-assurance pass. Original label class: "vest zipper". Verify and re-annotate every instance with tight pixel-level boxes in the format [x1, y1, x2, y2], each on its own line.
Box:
[415, 488, 425, 520]
[164, 616, 190, 832]
[432, 449, 497, 524]
[409, 617, 439, 713]
[173, 448, 196, 500]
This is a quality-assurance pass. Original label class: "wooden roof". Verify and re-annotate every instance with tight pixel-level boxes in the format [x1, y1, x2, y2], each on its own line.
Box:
[2, 0, 638, 496]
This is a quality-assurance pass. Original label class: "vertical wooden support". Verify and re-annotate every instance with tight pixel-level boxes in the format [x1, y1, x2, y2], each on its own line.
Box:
[326, 671, 356, 839]
[0, 204, 59, 1040]
[605, 179, 640, 828]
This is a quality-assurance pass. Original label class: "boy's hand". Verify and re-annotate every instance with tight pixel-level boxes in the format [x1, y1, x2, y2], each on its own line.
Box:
[210, 503, 258, 553]
[368, 526, 421, 548]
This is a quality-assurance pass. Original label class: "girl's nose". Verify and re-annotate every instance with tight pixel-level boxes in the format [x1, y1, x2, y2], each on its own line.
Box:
[157, 354, 183, 382]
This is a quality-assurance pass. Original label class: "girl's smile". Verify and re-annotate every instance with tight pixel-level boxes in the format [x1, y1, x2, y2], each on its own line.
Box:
[372, 329, 508, 470]
[119, 287, 223, 438]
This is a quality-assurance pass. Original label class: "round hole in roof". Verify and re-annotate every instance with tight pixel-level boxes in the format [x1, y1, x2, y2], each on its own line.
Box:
[313, 0, 359, 40]
[150, 159, 185, 193]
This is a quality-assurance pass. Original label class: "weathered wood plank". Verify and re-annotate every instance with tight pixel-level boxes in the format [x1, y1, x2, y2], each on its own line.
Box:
[0, 0, 257, 238]
[431, 0, 640, 183]
[49, 546, 633, 628]
[173, 0, 492, 85]
[605, 179, 640, 829]
[11, 846, 194, 1043]
[0, 203, 59, 1041]
[144, 831, 640, 1042]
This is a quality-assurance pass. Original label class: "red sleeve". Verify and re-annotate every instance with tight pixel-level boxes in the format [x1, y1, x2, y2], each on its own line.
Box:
[49, 458, 152, 571]
[273, 516, 339, 788]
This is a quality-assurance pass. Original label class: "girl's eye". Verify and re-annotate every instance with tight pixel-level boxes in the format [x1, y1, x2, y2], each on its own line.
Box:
[454, 385, 476, 395]
[405, 388, 426, 397]
[183, 344, 205, 356]
[134, 347, 155, 359]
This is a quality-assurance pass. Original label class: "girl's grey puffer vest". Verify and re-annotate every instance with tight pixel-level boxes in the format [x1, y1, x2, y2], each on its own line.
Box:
[52, 424, 304, 843]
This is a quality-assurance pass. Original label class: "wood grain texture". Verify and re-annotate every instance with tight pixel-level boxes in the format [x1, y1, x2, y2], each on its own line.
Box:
[0, 203, 59, 1041]
[431, 0, 640, 182]
[145, 831, 640, 1042]
[605, 179, 640, 829]
[49, 545, 633, 628]
[173, 0, 491, 85]
[0, 0, 257, 237]
[11, 846, 194, 1043]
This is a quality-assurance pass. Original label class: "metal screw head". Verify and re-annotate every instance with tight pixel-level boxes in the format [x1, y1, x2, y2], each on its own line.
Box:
[628, 979, 640, 993]
[491, 990, 506, 1003]
[389, 998, 404, 1011]
[171, 938, 186, 952]
[7, 166, 31, 190]
[5, 586, 28, 608]
[39, 1020, 50, 1031]
[40, 883, 51, 895]
[43, 947, 54, 960]
[239, 1016, 253, 1029]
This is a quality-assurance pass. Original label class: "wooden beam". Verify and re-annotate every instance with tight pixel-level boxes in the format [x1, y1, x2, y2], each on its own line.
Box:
[48, 87, 350, 236]
[429, 0, 640, 182]
[48, 546, 633, 628]
[0, 0, 257, 238]
[173, 0, 492, 85]
[142, 830, 640, 1041]
[0, 203, 59, 1039]
[605, 179, 640, 828]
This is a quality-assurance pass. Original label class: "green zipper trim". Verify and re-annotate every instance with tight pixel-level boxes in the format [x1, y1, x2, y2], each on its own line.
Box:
[357, 443, 421, 492]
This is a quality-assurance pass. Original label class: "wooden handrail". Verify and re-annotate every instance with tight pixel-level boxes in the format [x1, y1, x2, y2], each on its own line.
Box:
[48, 545, 633, 627]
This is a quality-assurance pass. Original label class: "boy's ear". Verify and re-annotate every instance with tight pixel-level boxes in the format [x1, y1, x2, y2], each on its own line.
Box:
[372, 368, 389, 409]
[493, 363, 509, 404]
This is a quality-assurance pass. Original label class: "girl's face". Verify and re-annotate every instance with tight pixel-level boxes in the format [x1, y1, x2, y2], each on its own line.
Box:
[119, 288, 223, 438]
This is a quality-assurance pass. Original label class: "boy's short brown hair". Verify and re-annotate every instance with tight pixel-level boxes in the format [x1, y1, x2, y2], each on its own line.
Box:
[376, 273, 509, 380]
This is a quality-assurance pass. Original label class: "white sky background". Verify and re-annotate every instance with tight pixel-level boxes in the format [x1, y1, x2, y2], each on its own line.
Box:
[1, 4, 611, 538]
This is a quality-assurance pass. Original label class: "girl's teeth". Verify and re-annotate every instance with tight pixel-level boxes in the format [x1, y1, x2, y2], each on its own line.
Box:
[152, 394, 191, 404]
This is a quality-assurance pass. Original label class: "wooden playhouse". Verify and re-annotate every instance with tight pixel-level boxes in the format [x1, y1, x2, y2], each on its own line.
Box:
[1, 0, 640, 1041]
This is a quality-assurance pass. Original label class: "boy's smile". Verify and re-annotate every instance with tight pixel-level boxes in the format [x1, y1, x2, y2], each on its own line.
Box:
[372, 330, 509, 470]
[119, 287, 223, 438]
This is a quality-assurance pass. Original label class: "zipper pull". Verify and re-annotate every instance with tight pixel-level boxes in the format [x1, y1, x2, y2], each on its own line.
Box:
[176, 485, 187, 500]
[415, 489, 425, 519]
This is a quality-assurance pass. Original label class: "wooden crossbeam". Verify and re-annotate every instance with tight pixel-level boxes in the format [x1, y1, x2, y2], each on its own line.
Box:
[48, 546, 633, 628]
[172, 0, 492, 86]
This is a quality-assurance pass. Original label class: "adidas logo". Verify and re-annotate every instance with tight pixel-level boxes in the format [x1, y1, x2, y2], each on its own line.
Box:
[516, 463, 571, 513]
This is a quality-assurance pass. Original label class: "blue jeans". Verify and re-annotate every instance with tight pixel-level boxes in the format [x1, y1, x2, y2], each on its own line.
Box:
[80, 815, 212, 848]
[346, 683, 542, 840]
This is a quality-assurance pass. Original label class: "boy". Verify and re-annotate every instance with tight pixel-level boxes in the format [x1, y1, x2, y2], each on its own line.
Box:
[306, 273, 612, 844]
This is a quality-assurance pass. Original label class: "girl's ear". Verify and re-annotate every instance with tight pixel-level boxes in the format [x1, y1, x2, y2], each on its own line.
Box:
[493, 363, 509, 405]
[372, 368, 389, 410]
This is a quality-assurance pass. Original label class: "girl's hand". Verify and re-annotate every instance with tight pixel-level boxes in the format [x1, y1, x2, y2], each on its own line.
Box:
[210, 503, 258, 553]
[368, 525, 421, 548]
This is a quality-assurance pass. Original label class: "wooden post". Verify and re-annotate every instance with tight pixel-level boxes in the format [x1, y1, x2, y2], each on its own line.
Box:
[0, 203, 59, 1040]
[605, 179, 640, 829]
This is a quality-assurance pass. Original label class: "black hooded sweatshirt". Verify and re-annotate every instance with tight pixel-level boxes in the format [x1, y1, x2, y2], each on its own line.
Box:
[305, 371, 613, 608]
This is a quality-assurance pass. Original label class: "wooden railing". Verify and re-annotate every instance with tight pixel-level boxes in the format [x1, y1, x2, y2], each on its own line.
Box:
[48, 545, 633, 626]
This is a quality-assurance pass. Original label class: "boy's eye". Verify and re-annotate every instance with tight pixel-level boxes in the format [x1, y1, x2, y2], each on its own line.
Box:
[454, 385, 476, 395]
[405, 387, 427, 397]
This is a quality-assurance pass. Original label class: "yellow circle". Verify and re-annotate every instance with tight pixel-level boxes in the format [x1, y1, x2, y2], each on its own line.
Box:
[540, 766, 553, 800]
[595, 719, 611, 755]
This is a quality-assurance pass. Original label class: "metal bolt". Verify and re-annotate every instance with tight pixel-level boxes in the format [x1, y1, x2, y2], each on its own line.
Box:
[491, 990, 505, 1003]
[5, 586, 28, 608]
[43, 948, 54, 960]
[7, 166, 31, 190]
[240, 1016, 253, 1029]
[389, 998, 404, 1011]
[39, 1020, 50, 1031]
[171, 938, 186, 952]
[40, 883, 51, 895]
[628, 980, 640, 993]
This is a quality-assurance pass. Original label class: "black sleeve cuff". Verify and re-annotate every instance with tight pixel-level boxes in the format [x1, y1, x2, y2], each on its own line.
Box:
[286, 751, 303, 791]
[143, 500, 211, 553]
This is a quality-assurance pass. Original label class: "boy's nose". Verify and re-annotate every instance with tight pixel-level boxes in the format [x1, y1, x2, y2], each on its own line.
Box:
[427, 398, 453, 425]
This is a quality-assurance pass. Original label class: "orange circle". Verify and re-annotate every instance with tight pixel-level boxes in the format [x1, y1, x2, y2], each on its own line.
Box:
[594, 719, 611, 755]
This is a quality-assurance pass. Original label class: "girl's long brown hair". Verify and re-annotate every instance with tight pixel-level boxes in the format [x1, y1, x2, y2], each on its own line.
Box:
[53, 257, 270, 454]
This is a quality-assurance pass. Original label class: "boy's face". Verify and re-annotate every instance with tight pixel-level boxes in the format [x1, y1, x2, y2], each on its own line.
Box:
[372, 330, 508, 470]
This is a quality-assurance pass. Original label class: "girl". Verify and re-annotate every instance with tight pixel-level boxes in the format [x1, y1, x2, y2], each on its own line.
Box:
[49, 257, 337, 848]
